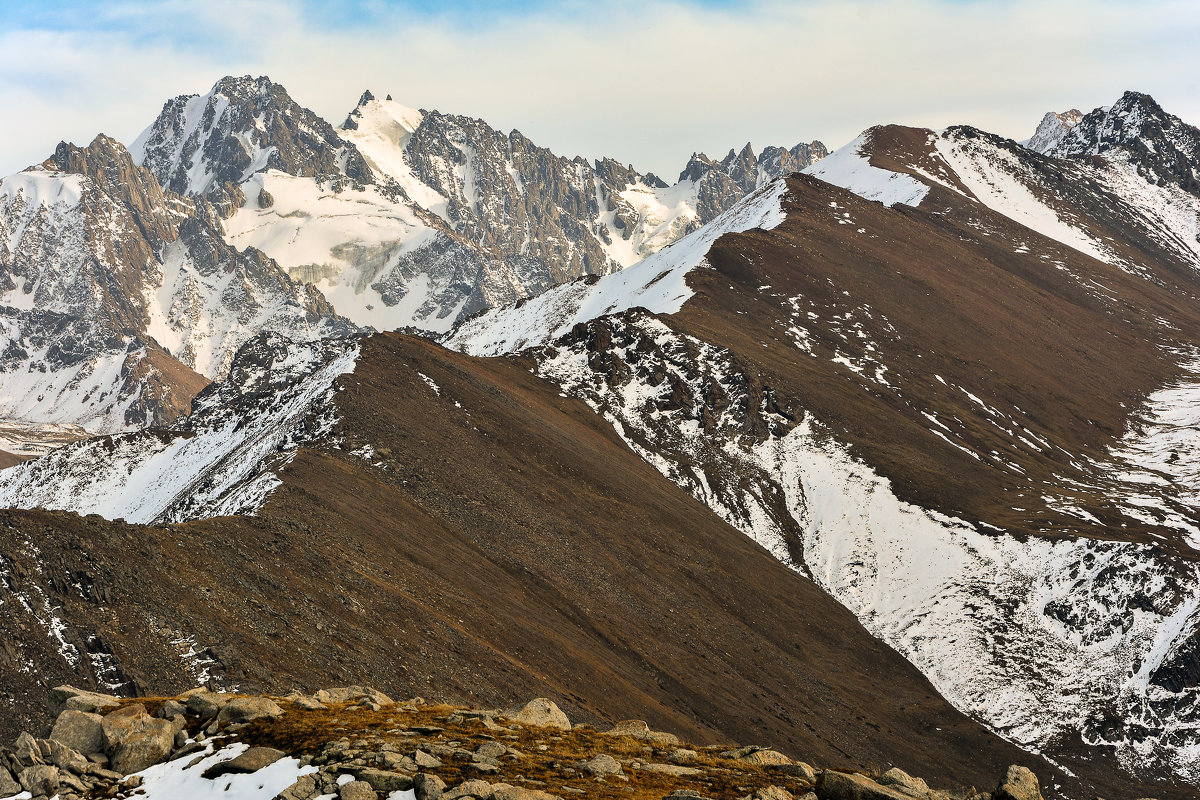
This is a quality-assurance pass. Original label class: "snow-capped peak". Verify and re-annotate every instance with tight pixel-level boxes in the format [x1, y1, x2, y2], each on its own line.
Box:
[1024, 108, 1084, 154]
[131, 75, 372, 196]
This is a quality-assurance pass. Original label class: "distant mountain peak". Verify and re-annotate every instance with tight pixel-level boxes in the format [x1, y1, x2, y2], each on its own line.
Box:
[1039, 90, 1200, 195]
[1025, 108, 1084, 153]
[131, 74, 373, 196]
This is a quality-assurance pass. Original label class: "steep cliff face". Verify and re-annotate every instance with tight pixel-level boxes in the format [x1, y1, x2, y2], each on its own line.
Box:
[1039, 91, 1200, 195]
[132, 78, 826, 331]
[0, 133, 354, 433]
[130, 75, 373, 197]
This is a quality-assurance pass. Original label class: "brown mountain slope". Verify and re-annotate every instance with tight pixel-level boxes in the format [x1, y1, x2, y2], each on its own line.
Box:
[3, 331, 1164, 799]
[669, 170, 1200, 550]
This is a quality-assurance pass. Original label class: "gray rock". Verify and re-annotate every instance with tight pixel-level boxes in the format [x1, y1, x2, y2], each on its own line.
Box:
[511, 699, 571, 731]
[18, 764, 60, 797]
[779, 763, 818, 783]
[721, 746, 793, 766]
[339, 779, 378, 800]
[603, 719, 679, 746]
[0, 765, 20, 796]
[878, 767, 931, 799]
[49, 686, 120, 716]
[578, 753, 623, 777]
[443, 778, 500, 799]
[358, 767, 414, 791]
[202, 746, 287, 778]
[413, 749, 442, 769]
[51, 710, 105, 756]
[186, 692, 231, 720]
[415, 772, 447, 800]
[101, 704, 175, 774]
[816, 770, 911, 800]
[994, 766, 1043, 800]
[215, 696, 284, 725]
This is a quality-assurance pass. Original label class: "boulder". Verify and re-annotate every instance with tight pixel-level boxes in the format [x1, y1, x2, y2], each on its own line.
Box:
[722, 746, 794, 766]
[44, 738, 90, 774]
[604, 719, 679, 746]
[18, 764, 60, 797]
[817, 771, 912, 800]
[491, 788, 565, 800]
[314, 686, 394, 706]
[339, 779, 379, 800]
[101, 704, 175, 774]
[202, 746, 287, 778]
[358, 767, 414, 792]
[186, 691, 231, 720]
[0, 765, 20, 796]
[779, 763, 818, 783]
[414, 749, 443, 768]
[878, 768, 931, 799]
[50, 710, 105, 756]
[994, 766, 1043, 800]
[444, 778, 500, 799]
[49, 685, 119, 716]
[579, 753, 623, 777]
[511, 698, 571, 731]
[641, 762, 701, 776]
[414, 772, 447, 800]
[215, 696, 284, 725]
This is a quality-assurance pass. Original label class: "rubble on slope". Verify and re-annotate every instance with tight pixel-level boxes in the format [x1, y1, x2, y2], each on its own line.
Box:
[0, 686, 1062, 800]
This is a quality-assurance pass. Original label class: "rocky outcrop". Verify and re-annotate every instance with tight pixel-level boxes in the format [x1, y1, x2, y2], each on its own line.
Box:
[132, 75, 373, 197]
[0, 690, 1050, 800]
[1043, 91, 1200, 195]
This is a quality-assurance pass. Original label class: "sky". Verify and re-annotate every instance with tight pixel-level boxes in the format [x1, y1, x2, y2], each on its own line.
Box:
[1, 0, 1198, 179]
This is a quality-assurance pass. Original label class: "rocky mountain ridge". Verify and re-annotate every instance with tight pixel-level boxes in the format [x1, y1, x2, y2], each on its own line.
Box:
[135, 76, 827, 330]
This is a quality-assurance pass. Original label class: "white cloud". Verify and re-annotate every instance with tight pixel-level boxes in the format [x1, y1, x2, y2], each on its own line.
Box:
[1, 0, 1197, 178]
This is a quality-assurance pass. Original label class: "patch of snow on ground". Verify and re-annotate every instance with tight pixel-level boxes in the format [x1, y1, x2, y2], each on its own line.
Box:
[803, 132, 930, 208]
[134, 741, 318, 800]
[933, 133, 1116, 265]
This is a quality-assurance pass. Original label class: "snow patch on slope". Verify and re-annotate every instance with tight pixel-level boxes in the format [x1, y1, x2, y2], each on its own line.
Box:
[933, 133, 1116, 265]
[803, 133, 930, 208]
[536, 315, 1200, 786]
[444, 180, 789, 356]
[0, 335, 359, 524]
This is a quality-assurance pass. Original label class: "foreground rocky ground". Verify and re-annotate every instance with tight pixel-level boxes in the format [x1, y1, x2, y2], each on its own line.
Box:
[0, 686, 1087, 800]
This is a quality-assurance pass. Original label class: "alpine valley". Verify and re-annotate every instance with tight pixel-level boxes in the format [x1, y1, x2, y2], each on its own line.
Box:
[0, 76, 1198, 800]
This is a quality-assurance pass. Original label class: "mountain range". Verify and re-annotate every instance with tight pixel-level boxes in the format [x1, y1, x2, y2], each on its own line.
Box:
[1, 79, 1199, 800]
